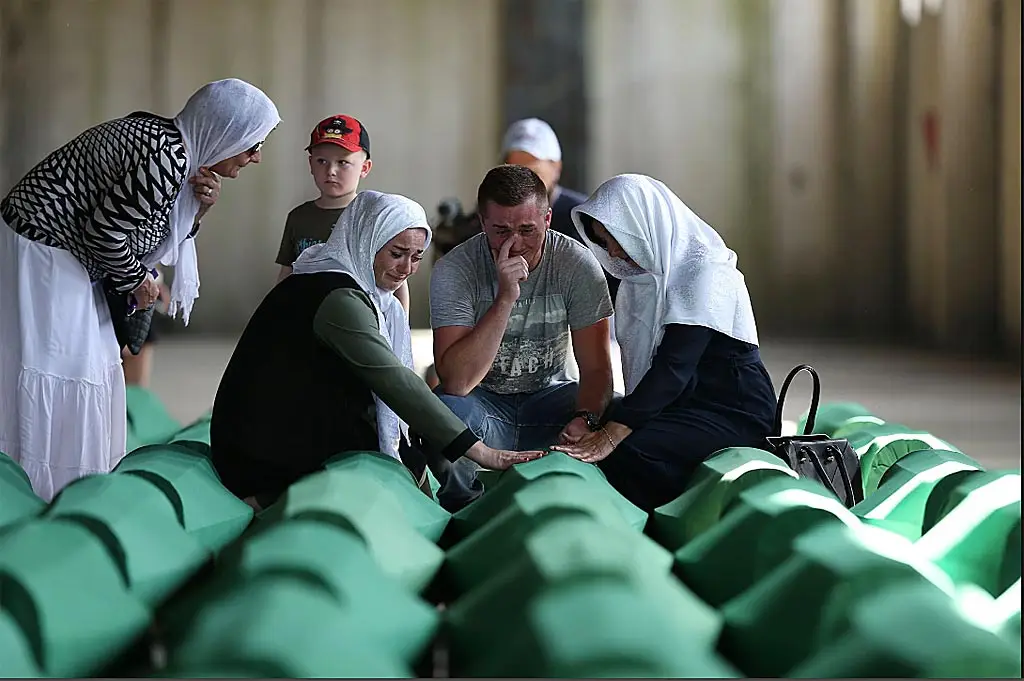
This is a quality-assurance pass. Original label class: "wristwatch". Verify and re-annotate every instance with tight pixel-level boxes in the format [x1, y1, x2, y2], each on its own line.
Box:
[573, 410, 602, 431]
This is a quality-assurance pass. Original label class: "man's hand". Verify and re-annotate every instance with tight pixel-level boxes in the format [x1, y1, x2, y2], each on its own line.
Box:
[465, 441, 545, 470]
[558, 416, 592, 445]
[495, 237, 529, 303]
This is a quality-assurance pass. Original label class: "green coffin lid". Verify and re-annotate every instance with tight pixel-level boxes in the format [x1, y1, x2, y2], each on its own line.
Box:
[790, 580, 1022, 678]
[853, 448, 983, 540]
[915, 469, 1021, 595]
[165, 576, 412, 678]
[114, 443, 254, 552]
[0, 519, 151, 677]
[674, 475, 860, 607]
[719, 521, 959, 677]
[650, 447, 798, 551]
[455, 575, 737, 678]
[124, 386, 181, 453]
[450, 451, 646, 540]
[45, 473, 210, 606]
[258, 469, 443, 593]
[323, 450, 450, 541]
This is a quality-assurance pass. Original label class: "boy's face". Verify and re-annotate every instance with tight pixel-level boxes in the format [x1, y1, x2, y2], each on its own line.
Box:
[308, 144, 371, 200]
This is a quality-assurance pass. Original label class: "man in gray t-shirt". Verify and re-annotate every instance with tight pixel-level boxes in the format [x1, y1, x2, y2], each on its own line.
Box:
[427, 165, 614, 510]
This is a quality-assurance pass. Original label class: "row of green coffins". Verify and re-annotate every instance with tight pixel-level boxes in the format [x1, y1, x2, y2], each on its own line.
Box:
[1, 391, 1020, 677]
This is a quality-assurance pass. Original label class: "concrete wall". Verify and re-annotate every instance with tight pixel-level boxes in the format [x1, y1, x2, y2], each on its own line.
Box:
[0, 0, 500, 331]
[1, 0, 1019, 356]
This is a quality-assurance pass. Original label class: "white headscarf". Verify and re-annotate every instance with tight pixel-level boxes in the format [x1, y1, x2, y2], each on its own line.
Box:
[571, 174, 758, 395]
[291, 190, 431, 461]
[145, 78, 281, 325]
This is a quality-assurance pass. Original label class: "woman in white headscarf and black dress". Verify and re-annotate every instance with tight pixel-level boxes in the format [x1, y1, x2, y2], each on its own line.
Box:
[554, 174, 778, 511]
[209, 190, 541, 510]
[0, 78, 281, 501]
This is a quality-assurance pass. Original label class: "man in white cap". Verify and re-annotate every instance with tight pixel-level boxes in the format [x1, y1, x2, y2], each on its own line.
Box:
[500, 118, 590, 242]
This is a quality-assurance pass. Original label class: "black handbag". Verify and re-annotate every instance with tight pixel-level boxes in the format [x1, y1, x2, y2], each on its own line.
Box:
[103, 281, 154, 356]
[765, 364, 865, 508]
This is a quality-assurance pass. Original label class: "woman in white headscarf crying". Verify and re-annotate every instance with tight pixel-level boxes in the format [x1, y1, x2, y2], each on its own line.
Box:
[0, 77, 280, 501]
[209, 190, 543, 510]
[553, 174, 778, 511]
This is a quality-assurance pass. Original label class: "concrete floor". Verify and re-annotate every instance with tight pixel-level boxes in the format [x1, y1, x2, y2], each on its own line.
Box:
[148, 332, 1022, 470]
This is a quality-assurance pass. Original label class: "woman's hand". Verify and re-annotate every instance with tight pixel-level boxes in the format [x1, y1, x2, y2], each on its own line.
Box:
[554, 421, 632, 464]
[189, 167, 222, 220]
[131, 273, 161, 310]
[466, 442, 546, 470]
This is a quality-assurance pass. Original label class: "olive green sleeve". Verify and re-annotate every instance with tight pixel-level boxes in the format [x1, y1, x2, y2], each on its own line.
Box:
[312, 288, 478, 459]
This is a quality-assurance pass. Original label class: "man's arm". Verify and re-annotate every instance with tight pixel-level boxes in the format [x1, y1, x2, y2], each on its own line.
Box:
[431, 239, 527, 397]
[277, 265, 292, 282]
[433, 295, 514, 397]
[558, 241, 616, 443]
[570, 318, 614, 416]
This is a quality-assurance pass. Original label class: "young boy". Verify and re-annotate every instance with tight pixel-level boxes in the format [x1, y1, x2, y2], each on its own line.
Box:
[274, 114, 410, 311]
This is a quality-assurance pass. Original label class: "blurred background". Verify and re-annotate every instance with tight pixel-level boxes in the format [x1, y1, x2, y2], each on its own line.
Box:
[1, 0, 1020, 465]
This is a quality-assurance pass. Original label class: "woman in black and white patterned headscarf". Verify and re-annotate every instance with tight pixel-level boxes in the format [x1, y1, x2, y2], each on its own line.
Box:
[0, 78, 280, 501]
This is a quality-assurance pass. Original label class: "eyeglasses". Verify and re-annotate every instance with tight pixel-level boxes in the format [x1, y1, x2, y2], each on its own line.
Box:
[246, 139, 264, 156]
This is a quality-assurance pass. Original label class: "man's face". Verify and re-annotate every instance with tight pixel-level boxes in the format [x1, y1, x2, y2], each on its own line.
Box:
[504, 150, 561, 194]
[479, 197, 551, 269]
[308, 144, 371, 200]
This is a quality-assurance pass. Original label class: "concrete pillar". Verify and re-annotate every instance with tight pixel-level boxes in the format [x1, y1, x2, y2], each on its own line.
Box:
[839, 0, 905, 337]
[769, 0, 845, 328]
[501, 0, 587, 190]
[938, 0, 1000, 351]
[998, 0, 1021, 354]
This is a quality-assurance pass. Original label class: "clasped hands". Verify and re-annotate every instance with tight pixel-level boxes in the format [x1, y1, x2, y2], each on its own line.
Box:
[552, 417, 631, 464]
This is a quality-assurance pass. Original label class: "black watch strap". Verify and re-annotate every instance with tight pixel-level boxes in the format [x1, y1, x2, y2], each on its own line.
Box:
[573, 410, 601, 431]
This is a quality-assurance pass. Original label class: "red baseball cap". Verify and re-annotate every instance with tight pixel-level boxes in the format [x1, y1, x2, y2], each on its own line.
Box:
[306, 114, 370, 157]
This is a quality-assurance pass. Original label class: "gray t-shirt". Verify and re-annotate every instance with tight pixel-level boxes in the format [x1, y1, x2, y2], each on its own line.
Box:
[430, 231, 614, 395]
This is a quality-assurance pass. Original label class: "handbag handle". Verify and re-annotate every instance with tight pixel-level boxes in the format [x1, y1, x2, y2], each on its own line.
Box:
[774, 364, 821, 437]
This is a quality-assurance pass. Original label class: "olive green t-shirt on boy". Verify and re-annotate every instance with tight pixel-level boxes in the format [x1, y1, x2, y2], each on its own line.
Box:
[275, 200, 345, 266]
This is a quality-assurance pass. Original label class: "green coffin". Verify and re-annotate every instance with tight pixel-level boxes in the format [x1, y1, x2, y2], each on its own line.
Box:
[915, 470, 1021, 595]
[674, 476, 861, 607]
[0, 610, 41, 678]
[718, 521, 959, 676]
[852, 448, 983, 540]
[258, 470, 443, 592]
[790, 580, 1022, 678]
[449, 451, 646, 540]
[45, 474, 210, 606]
[445, 510, 672, 597]
[0, 455, 44, 531]
[323, 450, 450, 541]
[164, 577, 412, 678]
[798, 401, 879, 437]
[0, 519, 151, 677]
[114, 443, 254, 552]
[124, 386, 181, 453]
[221, 518, 438, 662]
[650, 447, 798, 551]
[451, 574, 736, 678]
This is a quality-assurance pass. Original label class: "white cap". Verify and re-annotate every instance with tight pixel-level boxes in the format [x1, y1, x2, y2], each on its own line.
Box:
[500, 118, 562, 163]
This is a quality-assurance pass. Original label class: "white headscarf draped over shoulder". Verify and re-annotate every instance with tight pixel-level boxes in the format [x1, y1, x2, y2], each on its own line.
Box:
[570, 174, 758, 395]
[146, 78, 281, 325]
[291, 190, 432, 461]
